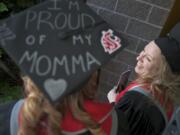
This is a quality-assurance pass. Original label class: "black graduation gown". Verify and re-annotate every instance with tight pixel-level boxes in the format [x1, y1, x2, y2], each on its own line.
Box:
[115, 90, 167, 135]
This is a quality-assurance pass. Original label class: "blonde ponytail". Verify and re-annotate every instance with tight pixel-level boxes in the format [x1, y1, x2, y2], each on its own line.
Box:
[18, 76, 62, 135]
[19, 72, 106, 135]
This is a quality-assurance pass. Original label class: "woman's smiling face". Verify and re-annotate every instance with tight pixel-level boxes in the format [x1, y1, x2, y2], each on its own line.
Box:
[135, 41, 162, 77]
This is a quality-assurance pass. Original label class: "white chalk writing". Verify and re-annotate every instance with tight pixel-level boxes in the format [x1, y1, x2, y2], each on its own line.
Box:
[69, 1, 80, 10]
[25, 11, 95, 30]
[19, 51, 101, 76]
[72, 34, 92, 46]
[48, 0, 62, 10]
[25, 34, 46, 45]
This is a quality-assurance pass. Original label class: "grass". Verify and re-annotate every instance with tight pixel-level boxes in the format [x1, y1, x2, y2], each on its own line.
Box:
[0, 81, 22, 104]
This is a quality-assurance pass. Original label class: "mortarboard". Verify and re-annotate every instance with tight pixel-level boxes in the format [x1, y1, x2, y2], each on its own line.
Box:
[155, 22, 180, 73]
[0, 0, 125, 103]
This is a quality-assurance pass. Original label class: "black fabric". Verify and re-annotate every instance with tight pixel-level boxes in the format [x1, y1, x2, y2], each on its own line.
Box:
[154, 22, 180, 73]
[0, 101, 17, 135]
[115, 108, 130, 135]
[115, 91, 166, 135]
[169, 22, 180, 43]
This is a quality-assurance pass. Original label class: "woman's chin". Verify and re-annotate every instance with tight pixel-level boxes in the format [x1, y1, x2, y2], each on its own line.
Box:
[135, 66, 142, 76]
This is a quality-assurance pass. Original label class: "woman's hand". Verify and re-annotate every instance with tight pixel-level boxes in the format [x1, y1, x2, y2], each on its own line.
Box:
[107, 86, 118, 103]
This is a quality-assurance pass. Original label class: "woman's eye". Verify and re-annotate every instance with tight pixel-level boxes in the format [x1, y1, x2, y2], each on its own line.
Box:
[146, 57, 151, 62]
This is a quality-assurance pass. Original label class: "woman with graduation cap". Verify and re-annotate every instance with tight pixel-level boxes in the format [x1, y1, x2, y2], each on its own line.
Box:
[10, 72, 128, 135]
[0, 25, 131, 135]
[108, 22, 180, 135]
[0, 72, 130, 135]
[0, 0, 131, 134]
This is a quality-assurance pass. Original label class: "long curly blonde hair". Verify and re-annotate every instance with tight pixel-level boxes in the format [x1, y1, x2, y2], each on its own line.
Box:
[136, 54, 180, 109]
[18, 72, 106, 135]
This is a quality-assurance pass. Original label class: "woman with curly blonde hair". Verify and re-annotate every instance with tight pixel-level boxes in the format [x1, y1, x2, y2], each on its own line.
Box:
[19, 72, 107, 135]
[107, 23, 180, 135]
[0, 71, 130, 135]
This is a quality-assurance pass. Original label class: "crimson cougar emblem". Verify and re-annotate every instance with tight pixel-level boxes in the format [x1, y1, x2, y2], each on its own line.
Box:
[101, 29, 121, 54]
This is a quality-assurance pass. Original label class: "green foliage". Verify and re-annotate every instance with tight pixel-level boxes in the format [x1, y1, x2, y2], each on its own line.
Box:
[0, 2, 8, 12]
[0, 0, 38, 16]
[0, 82, 22, 104]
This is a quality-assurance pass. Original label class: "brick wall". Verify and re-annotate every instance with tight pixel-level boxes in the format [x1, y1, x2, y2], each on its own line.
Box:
[87, 0, 175, 101]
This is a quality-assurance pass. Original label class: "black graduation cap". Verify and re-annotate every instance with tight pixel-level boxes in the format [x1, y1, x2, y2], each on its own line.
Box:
[0, 0, 125, 103]
[155, 22, 180, 73]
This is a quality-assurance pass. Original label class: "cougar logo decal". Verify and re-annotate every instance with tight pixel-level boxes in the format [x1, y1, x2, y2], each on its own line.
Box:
[101, 29, 121, 54]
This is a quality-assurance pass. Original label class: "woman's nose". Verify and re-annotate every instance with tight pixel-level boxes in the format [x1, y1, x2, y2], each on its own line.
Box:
[137, 52, 144, 61]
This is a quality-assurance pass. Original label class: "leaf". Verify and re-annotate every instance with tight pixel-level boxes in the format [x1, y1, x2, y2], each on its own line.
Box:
[0, 82, 22, 104]
[0, 2, 8, 12]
